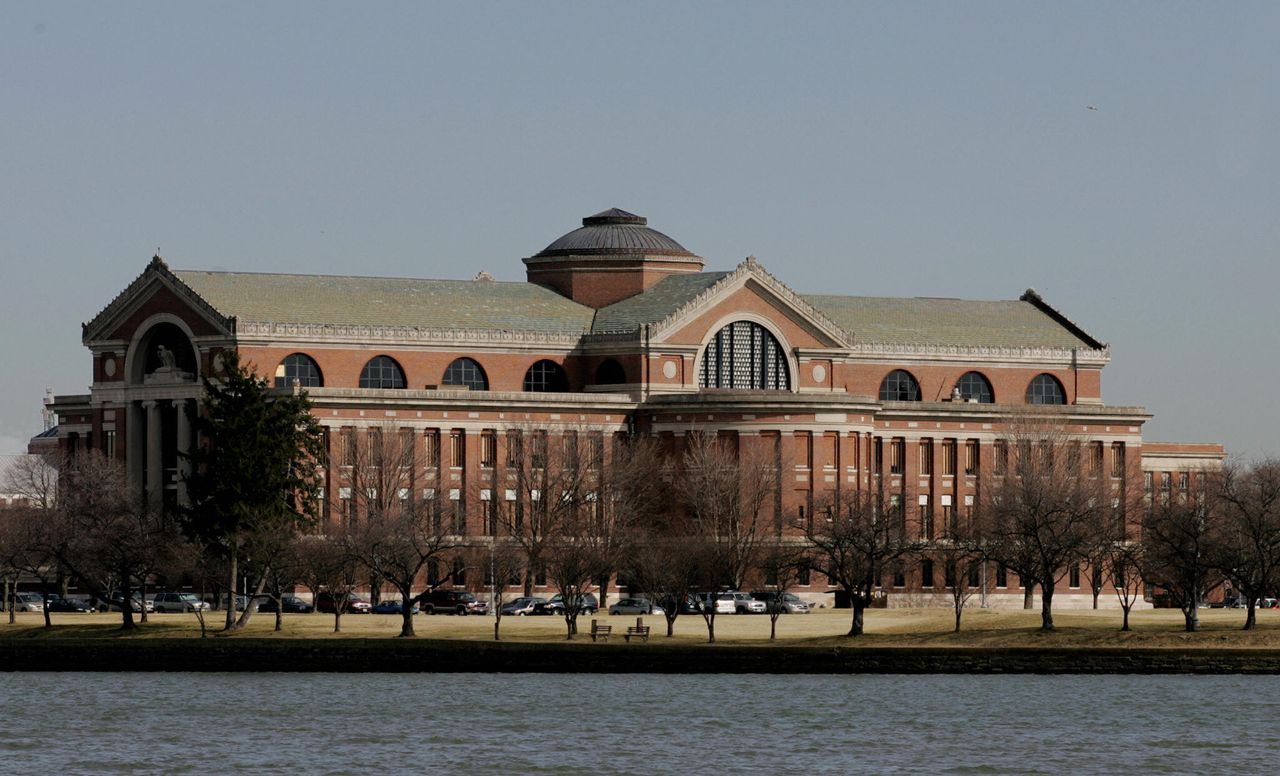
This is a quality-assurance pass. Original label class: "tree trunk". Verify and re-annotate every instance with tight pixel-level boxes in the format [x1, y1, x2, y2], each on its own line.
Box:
[225, 547, 238, 631]
[118, 573, 136, 631]
[233, 567, 270, 630]
[1121, 604, 1131, 632]
[139, 578, 148, 623]
[41, 587, 52, 629]
[1092, 589, 1100, 610]
[1023, 583, 1034, 609]
[333, 610, 342, 633]
[770, 614, 778, 640]
[665, 612, 676, 637]
[1244, 601, 1257, 630]
[399, 587, 415, 637]
[849, 602, 864, 637]
[274, 608, 283, 632]
[954, 602, 962, 633]
[706, 615, 716, 644]
[1183, 603, 1198, 632]
[493, 614, 501, 641]
[1040, 581, 1055, 631]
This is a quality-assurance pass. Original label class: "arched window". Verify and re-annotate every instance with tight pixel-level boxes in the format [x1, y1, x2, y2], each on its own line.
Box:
[698, 320, 790, 390]
[442, 357, 488, 391]
[879, 370, 921, 401]
[359, 356, 405, 389]
[954, 371, 993, 403]
[274, 353, 323, 388]
[523, 360, 569, 392]
[1026, 374, 1066, 405]
[594, 359, 626, 385]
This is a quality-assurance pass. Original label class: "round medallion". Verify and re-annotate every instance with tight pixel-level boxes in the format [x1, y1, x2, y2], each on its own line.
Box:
[103, 357, 116, 377]
[212, 352, 224, 375]
[812, 364, 826, 383]
[662, 360, 678, 379]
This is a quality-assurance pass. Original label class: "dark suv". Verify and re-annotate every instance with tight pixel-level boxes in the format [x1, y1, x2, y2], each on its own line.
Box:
[421, 590, 489, 615]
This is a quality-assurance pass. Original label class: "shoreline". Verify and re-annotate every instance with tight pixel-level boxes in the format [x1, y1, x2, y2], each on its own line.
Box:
[5, 638, 1280, 674]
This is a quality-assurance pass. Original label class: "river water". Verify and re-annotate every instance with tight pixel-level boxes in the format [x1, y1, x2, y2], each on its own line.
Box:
[3, 673, 1275, 774]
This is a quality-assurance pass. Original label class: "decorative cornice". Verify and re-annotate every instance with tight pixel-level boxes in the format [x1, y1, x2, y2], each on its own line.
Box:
[847, 342, 1111, 365]
[236, 320, 589, 346]
[641, 256, 856, 347]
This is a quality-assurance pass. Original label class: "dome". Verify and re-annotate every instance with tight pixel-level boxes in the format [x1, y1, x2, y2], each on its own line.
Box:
[534, 209, 696, 258]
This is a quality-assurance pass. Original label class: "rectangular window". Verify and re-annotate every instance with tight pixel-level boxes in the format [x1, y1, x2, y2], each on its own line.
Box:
[423, 430, 439, 469]
[890, 494, 903, 532]
[450, 489, 465, 534]
[942, 440, 956, 476]
[893, 563, 906, 588]
[449, 431, 465, 468]
[996, 565, 1007, 588]
[921, 559, 935, 588]
[104, 429, 117, 459]
[482, 489, 497, 535]
[1144, 472, 1153, 493]
[1069, 564, 1081, 589]
[797, 563, 811, 586]
[919, 440, 933, 476]
[480, 431, 496, 468]
[1111, 443, 1125, 478]
[1179, 472, 1189, 492]
[506, 431, 522, 468]
[824, 433, 838, 469]
[874, 437, 883, 475]
[944, 561, 956, 589]
[964, 440, 978, 476]
[342, 428, 356, 467]
[1090, 442, 1104, 476]
[796, 432, 812, 469]
[942, 504, 955, 538]
[531, 432, 547, 470]
[919, 495, 932, 541]
[994, 441, 1008, 475]
[968, 564, 981, 589]
[452, 557, 467, 587]
[587, 433, 603, 471]
[890, 438, 904, 475]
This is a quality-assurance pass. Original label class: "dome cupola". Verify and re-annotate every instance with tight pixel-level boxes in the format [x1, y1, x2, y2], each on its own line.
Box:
[524, 208, 704, 308]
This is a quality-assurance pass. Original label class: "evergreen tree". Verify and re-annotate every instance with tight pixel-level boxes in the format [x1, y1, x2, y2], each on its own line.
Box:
[184, 351, 325, 631]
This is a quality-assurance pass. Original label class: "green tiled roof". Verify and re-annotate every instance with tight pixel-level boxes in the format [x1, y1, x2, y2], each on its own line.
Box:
[173, 271, 595, 333]
[591, 272, 730, 332]
[803, 295, 1096, 349]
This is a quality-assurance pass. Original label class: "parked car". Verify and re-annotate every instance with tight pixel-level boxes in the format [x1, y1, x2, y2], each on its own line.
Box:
[202, 593, 249, 611]
[751, 591, 811, 614]
[46, 596, 93, 613]
[152, 592, 211, 613]
[372, 599, 420, 615]
[14, 592, 45, 612]
[609, 597, 665, 616]
[100, 591, 154, 613]
[699, 591, 766, 615]
[258, 595, 314, 614]
[544, 592, 599, 615]
[315, 592, 372, 614]
[421, 590, 488, 615]
[499, 596, 546, 616]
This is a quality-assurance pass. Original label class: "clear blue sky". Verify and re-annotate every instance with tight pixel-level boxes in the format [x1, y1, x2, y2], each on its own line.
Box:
[2, 3, 1276, 458]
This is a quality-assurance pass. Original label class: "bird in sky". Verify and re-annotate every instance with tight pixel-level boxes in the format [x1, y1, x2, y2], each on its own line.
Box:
[1086, 105, 1098, 111]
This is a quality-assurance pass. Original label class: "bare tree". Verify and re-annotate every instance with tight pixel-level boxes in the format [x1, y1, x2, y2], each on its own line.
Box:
[677, 431, 778, 593]
[1107, 539, 1146, 631]
[2, 454, 62, 626]
[757, 541, 807, 640]
[485, 540, 526, 641]
[803, 491, 919, 637]
[1212, 460, 1280, 630]
[53, 452, 165, 631]
[344, 425, 456, 637]
[1141, 493, 1222, 632]
[296, 532, 363, 633]
[936, 508, 987, 633]
[623, 528, 712, 638]
[980, 422, 1108, 631]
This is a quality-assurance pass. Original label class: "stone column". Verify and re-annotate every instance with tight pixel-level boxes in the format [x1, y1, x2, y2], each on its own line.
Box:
[175, 399, 192, 507]
[144, 400, 163, 509]
[126, 400, 145, 494]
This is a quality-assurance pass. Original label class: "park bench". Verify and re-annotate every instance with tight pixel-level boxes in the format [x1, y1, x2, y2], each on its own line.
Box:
[624, 617, 651, 643]
[590, 619, 612, 642]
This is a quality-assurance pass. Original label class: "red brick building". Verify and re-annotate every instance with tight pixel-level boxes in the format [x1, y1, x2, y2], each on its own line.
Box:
[46, 208, 1224, 607]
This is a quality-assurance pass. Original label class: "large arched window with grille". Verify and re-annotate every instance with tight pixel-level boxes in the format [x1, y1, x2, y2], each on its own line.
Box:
[1026, 373, 1066, 405]
[697, 320, 790, 390]
[523, 360, 569, 392]
[879, 370, 921, 401]
[275, 353, 323, 388]
[954, 371, 993, 403]
[359, 355, 405, 389]
[442, 357, 488, 391]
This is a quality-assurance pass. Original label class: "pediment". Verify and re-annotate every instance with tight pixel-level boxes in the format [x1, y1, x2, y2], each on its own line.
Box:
[83, 256, 235, 344]
[647, 257, 854, 350]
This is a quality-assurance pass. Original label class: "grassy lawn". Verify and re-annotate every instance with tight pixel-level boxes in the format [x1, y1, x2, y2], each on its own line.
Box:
[5, 606, 1280, 648]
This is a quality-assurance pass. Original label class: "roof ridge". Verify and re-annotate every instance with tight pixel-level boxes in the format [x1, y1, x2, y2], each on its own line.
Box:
[1019, 288, 1107, 349]
[174, 268, 540, 287]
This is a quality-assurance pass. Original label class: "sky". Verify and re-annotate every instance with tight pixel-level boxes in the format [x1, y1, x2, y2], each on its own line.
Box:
[1, 3, 1277, 459]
